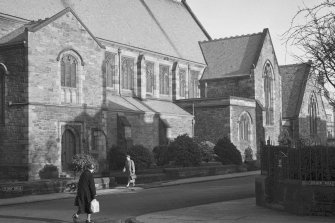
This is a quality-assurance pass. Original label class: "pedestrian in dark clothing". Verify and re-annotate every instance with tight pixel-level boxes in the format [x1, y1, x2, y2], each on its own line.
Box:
[72, 164, 96, 223]
[123, 154, 136, 187]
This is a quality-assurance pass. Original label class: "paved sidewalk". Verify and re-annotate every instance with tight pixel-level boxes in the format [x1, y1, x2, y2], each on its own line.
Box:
[136, 198, 335, 223]
[0, 171, 259, 206]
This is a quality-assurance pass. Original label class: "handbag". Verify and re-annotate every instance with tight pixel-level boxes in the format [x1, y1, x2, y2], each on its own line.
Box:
[130, 173, 137, 180]
[90, 198, 100, 213]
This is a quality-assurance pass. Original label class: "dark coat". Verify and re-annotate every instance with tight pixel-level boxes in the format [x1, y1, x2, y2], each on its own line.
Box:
[75, 170, 96, 214]
[124, 160, 135, 174]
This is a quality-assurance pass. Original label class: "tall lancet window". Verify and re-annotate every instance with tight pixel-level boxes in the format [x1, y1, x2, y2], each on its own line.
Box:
[264, 62, 274, 125]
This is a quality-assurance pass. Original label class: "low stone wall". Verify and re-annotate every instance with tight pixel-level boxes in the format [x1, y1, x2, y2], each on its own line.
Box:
[113, 164, 243, 185]
[255, 175, 335, 216]
[0, 177, 115, 198]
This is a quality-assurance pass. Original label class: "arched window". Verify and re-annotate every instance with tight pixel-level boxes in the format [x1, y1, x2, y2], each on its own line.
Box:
[105, 52, 116, 88]
[61, 54, 77, 88]
[239, 113, 250, 141]
[159, 65, 169, 95]
[264, 62, 274, 125]
[0, 67, 4, 124]
[179, 69, 186, 97]
[309, 93, 318, 135]
[121, 57, 134, 90]
[146, 62, 154, 93]
[60, 54, 79, 104]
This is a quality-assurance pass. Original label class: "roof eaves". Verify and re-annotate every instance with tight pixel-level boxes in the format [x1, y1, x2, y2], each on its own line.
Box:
[27, 8, 105, 49]
[181, 0, 211, 41]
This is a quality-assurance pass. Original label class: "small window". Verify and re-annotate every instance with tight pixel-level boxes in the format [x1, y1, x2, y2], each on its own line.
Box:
[105, 52, 116, 88]
[146, 62, 155, 93]
[239, 113, 250, 141]
[179, 69, 186, 97]
[121, 57, 134, 90]
[92, 130, 106, 152]
[159, 65, 169, 95]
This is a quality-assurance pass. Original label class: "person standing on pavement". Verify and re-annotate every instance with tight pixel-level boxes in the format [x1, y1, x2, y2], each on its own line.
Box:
[73, 163, 97, 223]
[123, 154, 136, 187]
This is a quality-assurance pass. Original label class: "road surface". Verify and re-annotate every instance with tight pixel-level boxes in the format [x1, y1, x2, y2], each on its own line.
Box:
[0, 175, 255, 222]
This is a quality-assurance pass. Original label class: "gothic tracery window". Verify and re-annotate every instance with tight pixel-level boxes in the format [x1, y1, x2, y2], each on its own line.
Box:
[179, 69, 186, 97]
[309, 93, 318, 135]
[146, 62, 154, 93]
[159, 65, 169, 95]
[239, 113, 250, 141]
[122, 57, 134, 90]
[264, 62, 274, 125]
[105, 52, 116, 88]
[61, 54, 78, 104]
[61, 54, 77, 88]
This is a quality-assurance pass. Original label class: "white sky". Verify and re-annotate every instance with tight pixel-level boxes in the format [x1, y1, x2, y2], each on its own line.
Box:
[187, 0, 321, 65]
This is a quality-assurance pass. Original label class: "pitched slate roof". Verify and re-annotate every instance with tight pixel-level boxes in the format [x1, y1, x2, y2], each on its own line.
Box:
[0, 0, 209, 64]
[200, 29, 267, 80]
[280, 63, 311, 118]
[0, 8, 104, 48]
[106, 96, 192, 116]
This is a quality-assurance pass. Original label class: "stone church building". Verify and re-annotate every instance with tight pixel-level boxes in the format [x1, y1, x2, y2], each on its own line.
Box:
[0, 0, 330, 180]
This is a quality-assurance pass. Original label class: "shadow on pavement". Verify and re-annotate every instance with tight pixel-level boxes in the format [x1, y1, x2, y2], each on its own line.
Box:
[0, 215, 66, 223]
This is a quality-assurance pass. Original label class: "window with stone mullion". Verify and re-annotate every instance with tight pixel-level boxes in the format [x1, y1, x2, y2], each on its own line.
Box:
[159, 65, 169, 95]
[122, 57, 134, 90]
[146, 62, 154, 93]
[61, 55, 77, 88]
[179, 69, 186, 97]
[106, 53, 116, 88]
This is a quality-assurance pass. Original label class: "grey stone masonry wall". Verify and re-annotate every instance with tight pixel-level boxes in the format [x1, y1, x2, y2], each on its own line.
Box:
[201, 76, 254, 99]
[0, 43, 29, 181]
[253, 32, 282, 146]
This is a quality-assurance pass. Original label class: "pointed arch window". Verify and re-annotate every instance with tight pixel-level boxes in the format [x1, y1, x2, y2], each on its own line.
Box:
[0, 68, 4, 124]
[105, 52, 116, 88]
[309, 93, 318, 135]
[239, 113, 250, 141]
[121, 57, 134, 90]
[179, 69, 186, 97]
[264, 62, 274, 125]
[60, 54, 79, 104]
[159, 65, 169, 95]
[146, 62, 155, 93]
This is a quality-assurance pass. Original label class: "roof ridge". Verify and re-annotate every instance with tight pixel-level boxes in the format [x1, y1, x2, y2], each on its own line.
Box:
[199, 31, 263, 44]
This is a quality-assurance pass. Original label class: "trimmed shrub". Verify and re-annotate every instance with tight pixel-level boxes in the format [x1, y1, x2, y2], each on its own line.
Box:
[39, 164, 59, 179]
[71, 153, 98, 173]
[168, 134, 202, 167]
[153, 145, 169, 166]
[108, 145, 127, 171]
[127, 144, 154, 170]
[244, 146, 254, 162]
[199, 141, 216, 163]
[214, 137, 242, 165]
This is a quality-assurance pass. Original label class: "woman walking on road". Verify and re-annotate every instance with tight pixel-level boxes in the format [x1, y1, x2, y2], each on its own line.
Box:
[123, 154, 136, 187]
[72, 163, 97, 223]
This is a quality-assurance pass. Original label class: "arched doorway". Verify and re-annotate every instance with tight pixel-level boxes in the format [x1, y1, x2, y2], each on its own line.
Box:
[61, 129, 76, 171]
